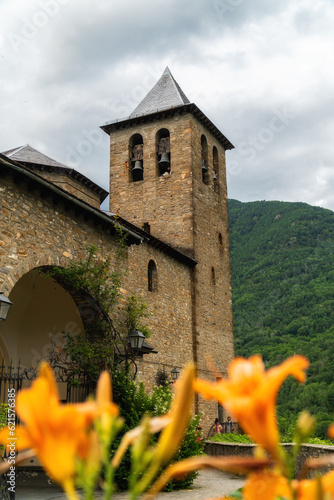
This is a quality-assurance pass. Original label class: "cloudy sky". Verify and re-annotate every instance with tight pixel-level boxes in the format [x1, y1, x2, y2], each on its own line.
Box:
[1, 0, 333, 212]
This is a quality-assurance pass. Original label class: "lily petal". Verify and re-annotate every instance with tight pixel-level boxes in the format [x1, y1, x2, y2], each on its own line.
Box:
[194, 355, 308, 461]
[143, 455, 271, 499]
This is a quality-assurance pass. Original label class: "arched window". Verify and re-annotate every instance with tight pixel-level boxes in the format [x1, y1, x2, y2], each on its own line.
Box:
[148, 260, 158, 292]
[201, 135, 209, 184]
[129, 133, 144, 182]
[213, 146, 219, 193]
[211, 267, 216, 286]
[156, 129, 171, 176]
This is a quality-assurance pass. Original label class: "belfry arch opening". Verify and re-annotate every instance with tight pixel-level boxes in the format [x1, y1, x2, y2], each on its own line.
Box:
[156, 129, 171, 176]
[201, 134, 209, 184]
[129, 133, 144, 182]
[213, 146, 219, 192]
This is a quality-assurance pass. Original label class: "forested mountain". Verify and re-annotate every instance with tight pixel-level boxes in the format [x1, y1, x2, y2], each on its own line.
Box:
[228, 199, 334, 437]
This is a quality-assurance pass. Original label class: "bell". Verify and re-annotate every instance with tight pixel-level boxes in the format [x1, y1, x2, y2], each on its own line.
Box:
[133, 160, 143, 171]
[202, 160, 208, 173]
[158, 152, 170, 168]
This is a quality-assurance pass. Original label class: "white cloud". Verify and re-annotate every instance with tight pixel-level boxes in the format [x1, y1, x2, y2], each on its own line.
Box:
[0, 0, 334, 212]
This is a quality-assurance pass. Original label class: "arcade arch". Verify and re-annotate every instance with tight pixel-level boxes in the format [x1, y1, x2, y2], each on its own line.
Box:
[0, 268, 85, 370]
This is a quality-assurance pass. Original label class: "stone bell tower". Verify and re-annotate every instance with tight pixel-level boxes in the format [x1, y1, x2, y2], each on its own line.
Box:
[101, 67, 235, 417]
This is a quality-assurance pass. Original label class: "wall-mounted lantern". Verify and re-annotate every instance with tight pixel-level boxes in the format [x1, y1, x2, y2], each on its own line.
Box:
[0, 292, 12, 321]
[129, 329, 145, 352]
[170, 366, 180, 382]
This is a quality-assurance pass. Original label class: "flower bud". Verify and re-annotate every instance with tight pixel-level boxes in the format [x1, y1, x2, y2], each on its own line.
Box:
[296, 411, 315, 438]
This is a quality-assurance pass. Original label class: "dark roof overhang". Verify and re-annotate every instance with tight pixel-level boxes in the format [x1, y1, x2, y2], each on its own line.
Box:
[113, 215, 197, 268]
[19, 161, 109, 204]
[100, 103, 234, 151]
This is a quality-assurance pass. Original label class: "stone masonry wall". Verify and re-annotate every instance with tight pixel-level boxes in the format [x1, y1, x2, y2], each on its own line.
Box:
[109, 113, 195, 256]
[32, 170, 102, 209]
[0, 174, 118, 294]
[126, 243, 194, 390]
[204, 441, 334, 478]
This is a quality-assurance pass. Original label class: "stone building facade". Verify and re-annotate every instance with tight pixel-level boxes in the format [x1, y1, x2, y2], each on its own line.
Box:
[0, 67, 235, 429]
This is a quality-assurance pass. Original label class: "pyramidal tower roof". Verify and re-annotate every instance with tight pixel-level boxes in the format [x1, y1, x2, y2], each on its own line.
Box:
[129, 67, 190, 118]
[101, 67, 234, 150]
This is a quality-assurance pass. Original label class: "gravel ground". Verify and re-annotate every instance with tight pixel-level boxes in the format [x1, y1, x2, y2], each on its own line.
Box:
[16, 469, 245, 500]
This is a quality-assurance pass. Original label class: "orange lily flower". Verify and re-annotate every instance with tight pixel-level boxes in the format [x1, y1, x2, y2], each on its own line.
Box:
[194, 355, 309, 461]
[303, 471, 334, 499]
[328, 424, 334, 439]
[292, 467, 334, 499]
[76, 370, 120, 435]
[143, 455, 271, 499]
[0, 363, 89, 497]
[155, 363, 195, 466]
[245, 469, 334, 500]
[238, 467, 334, 500]
[0, 363, 119, 499]
[243, 470, 292, 500]
[114, 364, 195, 498]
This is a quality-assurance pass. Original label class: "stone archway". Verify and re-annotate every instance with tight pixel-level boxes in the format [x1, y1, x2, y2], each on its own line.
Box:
[2, 251, 71, 296]
[0, 268, 84, 370]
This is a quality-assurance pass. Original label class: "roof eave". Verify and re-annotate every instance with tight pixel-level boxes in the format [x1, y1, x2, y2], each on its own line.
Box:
[21, 161, 109, 203]
[100, 103, 234, 150]
[111, 214, 197, 268]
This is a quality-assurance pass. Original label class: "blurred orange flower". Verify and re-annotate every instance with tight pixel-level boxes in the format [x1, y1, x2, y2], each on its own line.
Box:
[0, 363, 118, 498]
[143, 455, 271, 500]
[77, 370, 119, 435]
[292, 470, 334, 499]
[244, 469, 334, 500]
[244, 470, 291, 500]
[328, 424, 334, 439]
[155, 363, 195, 466]
[194, 355, 309, 461]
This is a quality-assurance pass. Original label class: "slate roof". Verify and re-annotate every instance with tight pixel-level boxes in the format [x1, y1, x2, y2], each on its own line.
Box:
[2, 144, 108, 202]
[129, 66, 190, 118]
[3, 144, 69, 169]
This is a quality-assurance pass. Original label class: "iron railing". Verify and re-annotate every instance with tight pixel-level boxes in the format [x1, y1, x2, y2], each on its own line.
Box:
[0, 360, 91, 405]
[0, 362, 23, 405]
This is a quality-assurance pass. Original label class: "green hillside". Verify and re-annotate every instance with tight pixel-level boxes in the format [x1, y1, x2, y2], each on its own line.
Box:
[228, 199, 334, 437]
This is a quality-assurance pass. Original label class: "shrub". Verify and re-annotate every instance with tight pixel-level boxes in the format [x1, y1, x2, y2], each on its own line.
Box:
[0, 403, 6, 430]
[306, 437, 334, 446]
[164, 413, 204, 491]
[0, 403, 7, 453]
[110, 371, 204, 491]
[210, 433, 253, 444]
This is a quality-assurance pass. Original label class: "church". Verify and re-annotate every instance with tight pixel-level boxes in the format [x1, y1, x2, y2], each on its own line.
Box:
[0, 68, 235, 429]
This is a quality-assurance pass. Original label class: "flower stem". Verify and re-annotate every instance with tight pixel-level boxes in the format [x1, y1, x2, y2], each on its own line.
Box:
[63, 479, 81, 500]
